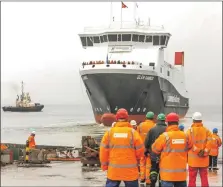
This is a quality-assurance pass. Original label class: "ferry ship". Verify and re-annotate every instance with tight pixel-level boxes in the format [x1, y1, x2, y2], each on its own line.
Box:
[78, 2, 189, 126]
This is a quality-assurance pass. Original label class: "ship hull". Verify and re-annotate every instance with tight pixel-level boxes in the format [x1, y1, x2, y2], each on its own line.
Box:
[81, 73, 189, 126]
[2, 105, 44, 112]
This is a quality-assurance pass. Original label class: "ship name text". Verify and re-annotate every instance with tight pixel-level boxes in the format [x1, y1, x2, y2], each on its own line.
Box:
[167, 95, 180, 103]
[137, 75, 154, 81]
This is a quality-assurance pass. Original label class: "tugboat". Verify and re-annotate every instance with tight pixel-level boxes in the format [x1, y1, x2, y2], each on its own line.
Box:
[78, 2, 189, 126]
[2, 81, 44, 112]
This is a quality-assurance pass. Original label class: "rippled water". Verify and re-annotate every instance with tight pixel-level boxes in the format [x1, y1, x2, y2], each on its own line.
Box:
[1, 104, 222, 186]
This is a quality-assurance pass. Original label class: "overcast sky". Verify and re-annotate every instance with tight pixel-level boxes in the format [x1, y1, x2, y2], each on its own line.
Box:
[1, 2, 222, 107]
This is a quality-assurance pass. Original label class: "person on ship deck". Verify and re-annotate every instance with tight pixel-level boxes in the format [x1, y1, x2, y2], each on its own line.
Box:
[137, 112, 156, 186]
[100, 108, 144, 187]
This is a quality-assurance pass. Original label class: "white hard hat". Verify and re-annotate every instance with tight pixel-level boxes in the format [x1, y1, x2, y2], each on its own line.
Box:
[31, 130, 36, 134]
[192, 112, 202, 121]
[130, 120, 137, 126]
[111, 122, 116, 127]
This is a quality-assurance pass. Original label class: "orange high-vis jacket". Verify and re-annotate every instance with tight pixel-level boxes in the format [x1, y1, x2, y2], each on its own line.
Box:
[28, 135, 36, 149]
[186, 122, 212, 167]
[1, 144, 8, 151]
[152, 125, 192, 181]
[100, 121, 144, 181]
[209, 133, 222, 156]
[137, 120, 155, 142]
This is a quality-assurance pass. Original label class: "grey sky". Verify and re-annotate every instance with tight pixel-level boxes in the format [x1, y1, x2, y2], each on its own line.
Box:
[1, 2, 222, 107]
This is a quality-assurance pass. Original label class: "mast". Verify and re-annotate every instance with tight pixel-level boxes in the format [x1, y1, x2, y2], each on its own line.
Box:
[21, 81, 24, 96]
[109, 1, 113, 25]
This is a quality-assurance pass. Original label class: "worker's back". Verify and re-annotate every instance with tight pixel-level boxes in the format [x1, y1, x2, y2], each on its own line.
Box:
[152, 125, 191, 181]
[186, 122, 212, 167]
[137, 120, 155, 142]
[28, 135, 36, 149]
[209, 133, 222, 156]
[145, 121, 167, 151]
[100, 121, 144, 181]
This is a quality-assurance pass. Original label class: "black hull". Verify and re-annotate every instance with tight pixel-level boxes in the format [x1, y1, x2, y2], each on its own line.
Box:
[2, 105, 44, 112]
[81, 73, 189, 124]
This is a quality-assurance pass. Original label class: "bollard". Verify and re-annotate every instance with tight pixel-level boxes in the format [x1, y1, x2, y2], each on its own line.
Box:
[25, 140, 29, 163]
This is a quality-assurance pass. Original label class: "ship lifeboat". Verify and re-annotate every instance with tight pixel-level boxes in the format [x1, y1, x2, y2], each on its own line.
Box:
[101, 113, 116, 127]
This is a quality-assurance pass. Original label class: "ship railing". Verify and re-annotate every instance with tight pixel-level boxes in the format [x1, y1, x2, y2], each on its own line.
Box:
[83, 21, 165, 33]
[81, 60, 155, 70]
[82, 60, 141, 66]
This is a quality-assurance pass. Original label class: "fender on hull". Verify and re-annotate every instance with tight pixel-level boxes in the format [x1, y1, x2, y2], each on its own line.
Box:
[96, 113, 187, 127]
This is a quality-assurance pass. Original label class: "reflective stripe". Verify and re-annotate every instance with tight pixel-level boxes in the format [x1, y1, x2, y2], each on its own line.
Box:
[190, 127, 210, 145]
[163, 149, 186, 153]
[100, 143, 109, 148]
[135, 144, 144, 150]
[109, 145, 133, 149]
[160, 168, 186, 173]
[107, 128, 142, 150]
[163, 132, 187, 153]
[153, 146, 161, 154]
[195, 140, 206, 144]
[109, 163, 138, 168]
[188, 153, 209, 158]
[101, 162, 109, 166]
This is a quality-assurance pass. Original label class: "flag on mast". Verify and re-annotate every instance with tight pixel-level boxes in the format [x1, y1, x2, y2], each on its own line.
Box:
[121, 1, 128, 8]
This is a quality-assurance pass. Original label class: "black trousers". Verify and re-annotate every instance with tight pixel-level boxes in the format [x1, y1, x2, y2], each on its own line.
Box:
[150, 161, 161, 187]
[209, 155, 218, 168]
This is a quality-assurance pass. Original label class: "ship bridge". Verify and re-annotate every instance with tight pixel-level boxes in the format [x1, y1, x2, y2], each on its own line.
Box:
[78, 21, 171, 70]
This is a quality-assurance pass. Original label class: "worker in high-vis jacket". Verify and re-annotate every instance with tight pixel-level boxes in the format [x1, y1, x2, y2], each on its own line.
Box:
[209, 128, 222, 171]
[144, 113, 167, 187]
[137, 111, 155, 185]
[100, 108, 144, 187]
[152, 113, 193, 187]
[1, 144, 8, 152]
[186, 112, 212, 187]
[28, 131, 36, 149]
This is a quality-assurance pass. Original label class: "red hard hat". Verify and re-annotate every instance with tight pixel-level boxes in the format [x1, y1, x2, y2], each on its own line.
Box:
[116, 108, 128, 120]
[166, 113, 179, 122]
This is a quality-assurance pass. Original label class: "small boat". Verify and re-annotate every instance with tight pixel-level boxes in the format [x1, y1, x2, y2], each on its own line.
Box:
[2, 81, 44, 112]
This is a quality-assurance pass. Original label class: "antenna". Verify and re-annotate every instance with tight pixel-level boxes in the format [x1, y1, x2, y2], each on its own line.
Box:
[110, 1, 113, 25]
